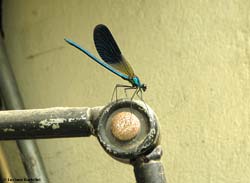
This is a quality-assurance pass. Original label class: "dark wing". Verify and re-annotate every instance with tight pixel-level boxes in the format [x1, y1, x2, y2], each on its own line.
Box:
[94, 24, 135, 77]
[65, 38, 129, 80]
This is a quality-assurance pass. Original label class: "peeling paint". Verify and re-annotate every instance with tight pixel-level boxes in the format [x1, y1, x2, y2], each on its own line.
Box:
[80, 114, 87, 120]
[52, 123, 60, 129]
[3, 128, 15, 132]
[39, 118, 66, 129]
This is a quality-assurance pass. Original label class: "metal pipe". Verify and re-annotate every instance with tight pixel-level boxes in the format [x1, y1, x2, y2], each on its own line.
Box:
[0, 144, 14, 183]
[132, 146, 167, 183]
[0, 36, 49, 182]
[96, 99, 167, 182]
[0, 107, 102, 140]
[96, 99, 160, 161]
[133, 160, 166, 183]
[0, 92, 14, 183]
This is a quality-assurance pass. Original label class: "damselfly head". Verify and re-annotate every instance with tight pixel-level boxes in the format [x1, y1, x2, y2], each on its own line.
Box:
[141, 83, 147, 92]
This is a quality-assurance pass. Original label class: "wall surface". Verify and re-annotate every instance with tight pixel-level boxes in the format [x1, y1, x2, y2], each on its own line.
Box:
[1, 0, 250, 183]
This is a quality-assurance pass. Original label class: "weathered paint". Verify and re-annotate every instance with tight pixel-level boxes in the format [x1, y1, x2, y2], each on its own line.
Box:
[39, 118, 66, 129]
[3, 128, 15, 132]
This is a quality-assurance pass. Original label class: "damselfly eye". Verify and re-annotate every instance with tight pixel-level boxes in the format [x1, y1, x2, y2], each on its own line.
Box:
[142, 84, 147, 92]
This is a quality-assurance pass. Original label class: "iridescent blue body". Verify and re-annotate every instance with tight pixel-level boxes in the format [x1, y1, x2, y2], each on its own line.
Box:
[131, 76, 142, 88]
[65, 24, 146, 92]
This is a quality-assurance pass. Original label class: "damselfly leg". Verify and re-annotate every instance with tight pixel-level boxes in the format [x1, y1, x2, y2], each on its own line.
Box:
[111, 84, 133, 101]
[124, 86, 137, 98]
[130, 88, 144, 101]
[111, 85, 145, 102]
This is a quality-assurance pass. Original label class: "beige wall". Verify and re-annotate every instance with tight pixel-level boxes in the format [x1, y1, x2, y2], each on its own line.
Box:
[1, 0, 249, 182]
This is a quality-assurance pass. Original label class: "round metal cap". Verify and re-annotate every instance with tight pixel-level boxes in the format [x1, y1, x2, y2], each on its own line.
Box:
[96, 99, 160, 161]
